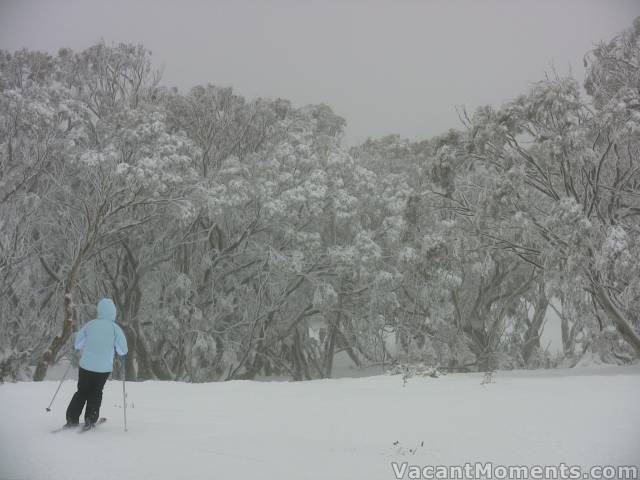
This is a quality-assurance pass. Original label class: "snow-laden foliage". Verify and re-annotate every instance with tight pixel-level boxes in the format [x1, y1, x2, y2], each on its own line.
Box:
[1, 19, 640, 381]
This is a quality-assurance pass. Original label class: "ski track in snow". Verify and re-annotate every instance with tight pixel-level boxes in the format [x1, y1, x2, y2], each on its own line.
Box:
[1, 366, 639, 480]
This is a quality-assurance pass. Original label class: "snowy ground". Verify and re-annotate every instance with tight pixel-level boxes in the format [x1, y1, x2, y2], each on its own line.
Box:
[1, 365, 639, 480]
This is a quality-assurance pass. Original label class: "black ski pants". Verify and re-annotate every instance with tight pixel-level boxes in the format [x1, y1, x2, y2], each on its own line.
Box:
[66, 367, 110, 424]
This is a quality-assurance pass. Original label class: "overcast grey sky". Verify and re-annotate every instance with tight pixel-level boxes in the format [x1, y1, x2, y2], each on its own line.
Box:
[1, 0, 638, 144]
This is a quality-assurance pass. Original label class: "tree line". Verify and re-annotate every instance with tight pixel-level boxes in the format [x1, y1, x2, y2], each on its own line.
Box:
[1, 19, 639, 381]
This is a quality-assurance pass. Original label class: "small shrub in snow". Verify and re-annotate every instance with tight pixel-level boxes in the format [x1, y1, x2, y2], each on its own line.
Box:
[480, 371, 496, 386]
[391, 439, 425, 456]
[387, 362, 445, 386]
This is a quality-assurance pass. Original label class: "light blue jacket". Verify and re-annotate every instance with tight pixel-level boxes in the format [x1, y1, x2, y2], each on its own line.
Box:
[74, 298, 128, 373]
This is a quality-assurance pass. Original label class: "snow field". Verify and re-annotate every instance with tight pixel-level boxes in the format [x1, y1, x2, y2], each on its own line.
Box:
[1, 366, 639, 480]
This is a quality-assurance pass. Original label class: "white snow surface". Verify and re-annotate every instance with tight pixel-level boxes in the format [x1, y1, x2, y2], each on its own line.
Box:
[1, 366, 639, 480]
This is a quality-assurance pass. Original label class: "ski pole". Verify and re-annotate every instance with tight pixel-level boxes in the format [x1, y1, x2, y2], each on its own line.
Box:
[45, 359, 73, 412]
[121, 355, 128, 432]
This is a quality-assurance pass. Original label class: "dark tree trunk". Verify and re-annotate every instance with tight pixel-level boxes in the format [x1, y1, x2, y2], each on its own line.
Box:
[522, 283, 549, 364]
[33, 259, 82, 381]
[593, 283, 640, 358]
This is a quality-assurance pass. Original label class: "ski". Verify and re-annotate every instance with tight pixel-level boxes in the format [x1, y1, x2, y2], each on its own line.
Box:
[78, 417, 107, 433]
[51, 423, 82, 434]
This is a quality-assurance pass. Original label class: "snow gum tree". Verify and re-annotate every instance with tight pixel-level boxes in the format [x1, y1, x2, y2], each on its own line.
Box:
[11, 43, 200, 380]
[430, 19, 640, 363]
[0, 49, 80, 379]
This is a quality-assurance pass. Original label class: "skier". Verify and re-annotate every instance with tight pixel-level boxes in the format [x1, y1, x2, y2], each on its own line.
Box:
[65, 298, 128, 430]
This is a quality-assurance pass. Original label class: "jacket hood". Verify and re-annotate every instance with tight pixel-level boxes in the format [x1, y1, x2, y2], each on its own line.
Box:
[96, 298, 117, 322]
